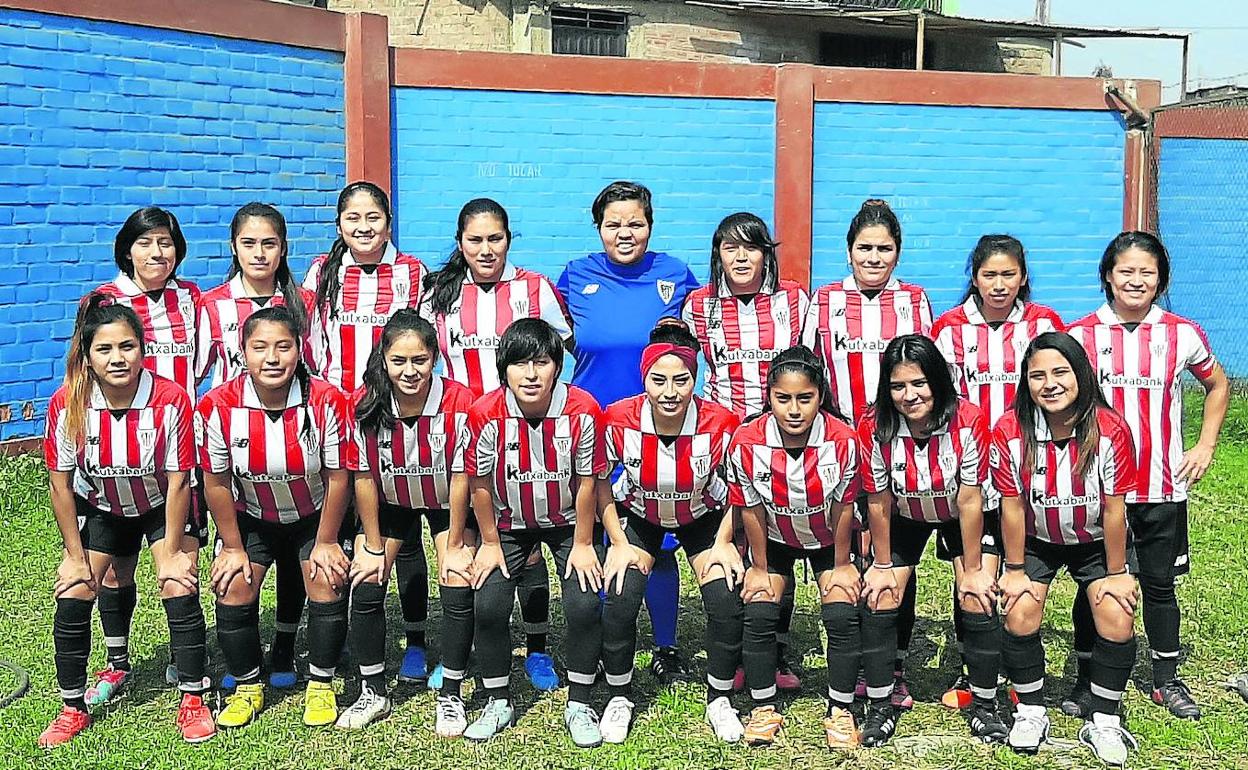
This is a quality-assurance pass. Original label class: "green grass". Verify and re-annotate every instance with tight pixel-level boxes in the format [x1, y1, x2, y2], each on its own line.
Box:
[2, 399, 1247, 769]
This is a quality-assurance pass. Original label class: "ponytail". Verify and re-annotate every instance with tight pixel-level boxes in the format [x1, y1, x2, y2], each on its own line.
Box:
[760, 345, 843, 423]
[228, 202, 308, 337]
[62, 293, 146, 447]
[316, 182, 391, 321]
[355, 309, 440, 434]
[424, 198, 512, 316]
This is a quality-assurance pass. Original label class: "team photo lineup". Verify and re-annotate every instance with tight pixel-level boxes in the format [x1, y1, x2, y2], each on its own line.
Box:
[36, 176, 1232, 767]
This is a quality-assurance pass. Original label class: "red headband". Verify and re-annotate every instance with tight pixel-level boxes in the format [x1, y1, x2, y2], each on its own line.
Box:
[640, 343, 698, 379]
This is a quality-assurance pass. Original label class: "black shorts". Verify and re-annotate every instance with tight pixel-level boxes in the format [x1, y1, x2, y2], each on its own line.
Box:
[77, 497, 206, 557]
[762, 539, 845, 578]
[1127, 501, 1189, 580]
[1023, 537, 1128, 586]
[623, 511, 722, 560]
[496, 525, 576, 578]
[377, 502, 480, 542]
[932, 508, 1003, 563]
[229, 514, 320, 569]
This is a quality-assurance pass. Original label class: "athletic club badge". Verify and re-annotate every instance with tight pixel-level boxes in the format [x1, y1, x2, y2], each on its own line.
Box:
[693, 455, 710, 477]
[819, 462, 840, 485]
[137, 428, 157, 452]
[656, 279, 676, 304]
[394, 281, 409, 299]
[428, 432, 447, 454]
[554, 437, 573, 455]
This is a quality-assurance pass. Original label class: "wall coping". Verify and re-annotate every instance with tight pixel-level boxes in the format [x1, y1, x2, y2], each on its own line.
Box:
[1155, 107, 1248, 139]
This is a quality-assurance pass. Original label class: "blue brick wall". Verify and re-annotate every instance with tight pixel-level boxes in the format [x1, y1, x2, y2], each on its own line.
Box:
[1158, 137, 1248, 377]
[811, 103, 1125, 320]
[0, 9, 345, 438]
[391, 88, 776, 284]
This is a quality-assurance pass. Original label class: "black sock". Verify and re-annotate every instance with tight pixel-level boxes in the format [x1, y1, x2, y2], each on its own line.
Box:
[216, 602, 262, 684]
[1139, 575, 1181, 686]
[1072, 584, 1094, 683]
[53, 597, 93, 710]
[1003, 629, 1045, 706]
[350, 581, 388, 693]
[439, 585, 474, 698]
[306, 596, 349, 683]
[271, 557, 305, 670]
[701, 579, 744, 702]
[396, 535, 428, 649]
[1089, 635, 1136, 716]
[776, 578, 795, 660]
[821, 602, 860, 708]
[163, 594, 207, 691]
[601, 568, 646, 700]
[517, 558, 550, 655]
[952, 581, 966, 668]
[961, 611, 1001, 705]
[742, 600, 780, 707]
[861, 606, 899, 704]
[98, 584, 137, 671]
[474, 575, 516, 702]
[560, 573, 603, 705]
[896, 576, 916, 673]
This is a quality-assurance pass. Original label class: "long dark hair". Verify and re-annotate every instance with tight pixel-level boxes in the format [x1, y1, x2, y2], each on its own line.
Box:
[709, 212, 779, 295]
[114, 207, 188, 279]
[761, 345, 841, 421]
[846, 198, 901, 251]
[228, 202, 308, 337]
[648, 318, 699, 348]
[497, 318, 565, 385]
[423, 198, 511, 316]
[872, 335, 958, 443]
[62, 293, 146, 446]
[242, 305, 314, 441]
[355, 309, 440, 434]
[315, 181, 392, 321]
[591, 180, 653, 227]
[961, 234, 1031, 304]
[1098, 230, 1171, 304]
[1013, 332, 1111, 478]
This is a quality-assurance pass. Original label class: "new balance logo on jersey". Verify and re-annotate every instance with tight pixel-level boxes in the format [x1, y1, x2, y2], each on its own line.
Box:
[966, 344, 978, 354]
[1101, 346, 1114, 356]
[506, 441, 521, 451]
[893, 462, 906, 472]
[1099, 371, 1164, 390]
[87, 435, 101, 446]
[833, 307, 846, 317]
[624, 457, 643, 468]
[377, 439, 392, 450]
[754, 471, 772, 483]
[505, 466, 568, 483]
[232, 437, 249, 448]
[1030, 489, 1099, 508]
[448, 329, 500, 350]
[833, 333, 888, 353]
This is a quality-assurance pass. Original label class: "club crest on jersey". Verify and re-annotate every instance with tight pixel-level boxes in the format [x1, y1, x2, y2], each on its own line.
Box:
[775, 307, 789, 327]
[511, 297, 530, 316]
[692, 455, 711, 476]
[179, 299, 195, 319]
[819, 463, 840, 484]
[1151, 342, 1167, 357]
[897, 304, 911, 320]
[939, 453, 956, 475]
[301, 427, 320, 453]
[137, 428, 157, 451]
[656, 280, 676, 304]
[428, 432, 447, 453]
[554, 436, 573, 455]
[394, 281, 409, 298]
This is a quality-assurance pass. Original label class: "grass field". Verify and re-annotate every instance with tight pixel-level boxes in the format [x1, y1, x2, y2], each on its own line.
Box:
[1, 395, 1246, 769]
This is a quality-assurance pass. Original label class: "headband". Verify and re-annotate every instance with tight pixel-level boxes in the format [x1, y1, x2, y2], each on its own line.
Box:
[640, 343, 698, 379]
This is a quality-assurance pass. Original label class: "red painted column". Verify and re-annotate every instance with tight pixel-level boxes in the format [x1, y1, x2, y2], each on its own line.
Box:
[774, 65, 815, 289]
[344, 12, 392, 196]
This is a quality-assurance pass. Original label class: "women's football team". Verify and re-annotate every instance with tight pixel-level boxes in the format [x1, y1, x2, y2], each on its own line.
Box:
[38, 180, 1230, 767]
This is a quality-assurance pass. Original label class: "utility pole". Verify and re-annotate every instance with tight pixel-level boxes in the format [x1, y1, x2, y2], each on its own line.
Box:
[1035, 0, 1050, 24]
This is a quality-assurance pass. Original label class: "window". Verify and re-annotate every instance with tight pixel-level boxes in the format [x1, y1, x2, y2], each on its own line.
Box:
[819, 32, 928, 70]
[551, 7, 627, 57]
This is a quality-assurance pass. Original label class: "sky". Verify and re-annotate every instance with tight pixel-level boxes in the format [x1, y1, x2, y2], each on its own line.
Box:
[955, 0, 1245, 102]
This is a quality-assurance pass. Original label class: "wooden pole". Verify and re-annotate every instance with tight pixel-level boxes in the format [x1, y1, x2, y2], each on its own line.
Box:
[915, 11, 925, 71]
[1054, 32, 1063, 76]
[1181, 34, 1190, 99]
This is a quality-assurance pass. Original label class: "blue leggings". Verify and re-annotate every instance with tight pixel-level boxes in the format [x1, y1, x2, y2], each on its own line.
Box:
[644, 532, 681, 648]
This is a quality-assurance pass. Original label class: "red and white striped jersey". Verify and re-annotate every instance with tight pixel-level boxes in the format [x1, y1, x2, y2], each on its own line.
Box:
[196, 373, 351, 524]
[350, 376, 474, 510]
[466, 383, 606, 531]
[44, 371, 193, 517]
[422, 263, 572, 398]
[858, 399, 989, 524]
[681, 279, 809, 418]
[1067, 304, 1218, 504]
[195, 276, 317, 388]
[94, 274, 200, 399]
[604, 394, 739, 529]
[801, 276, 933, 423]
[302, 242, 428, 394]
[727, 412, 859, 550]
[932, 299, 1064, 427]
[990, 407, 1137, 544]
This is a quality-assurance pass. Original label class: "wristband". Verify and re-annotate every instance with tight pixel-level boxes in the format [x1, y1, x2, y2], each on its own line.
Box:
[362, 542, 385, 557]
[870, 561, 893, 570]
[1004, 562, 1026, 572]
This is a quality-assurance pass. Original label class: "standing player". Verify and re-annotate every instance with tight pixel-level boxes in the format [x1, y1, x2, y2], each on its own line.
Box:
[197, 202, 316, 691]
[931, 235, 1063, 708]
[682, 212, 808, 692]
[598, 323, 743, 744]
[1067, 232, 1229, 720]
[727, 346, 862, 749]
[198, 306, 353, 730]
[558, 181, 701, 683]
[303, 181, 432, 680]
[462, 319, 607, 747]
[801, 198, 933, 707]
[344, 310, 477, 733]
[993, 333, 1140, 766]
[421, 198, 572, 690]
[858, 335, 1006, 744]
[39, 295, 212, 747]
[87, 207, 200, 707]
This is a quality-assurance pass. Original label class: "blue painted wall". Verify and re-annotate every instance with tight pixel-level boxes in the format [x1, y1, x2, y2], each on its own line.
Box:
[0, 8, 345, 438]
[811, 103, 1126, 320]
[1158, 137, 1248, 377]
[391, 88, 777, 284]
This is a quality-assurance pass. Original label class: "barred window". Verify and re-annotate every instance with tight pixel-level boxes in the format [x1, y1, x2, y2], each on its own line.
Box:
[551, 7, 627, 57]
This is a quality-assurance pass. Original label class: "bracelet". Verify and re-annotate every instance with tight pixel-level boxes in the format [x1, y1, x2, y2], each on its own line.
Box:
[362, 542, 385, 557]
[870, 561, 893, 570]
[1106, 568, 1129, 577]
[1004, 562, 1026, 572]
